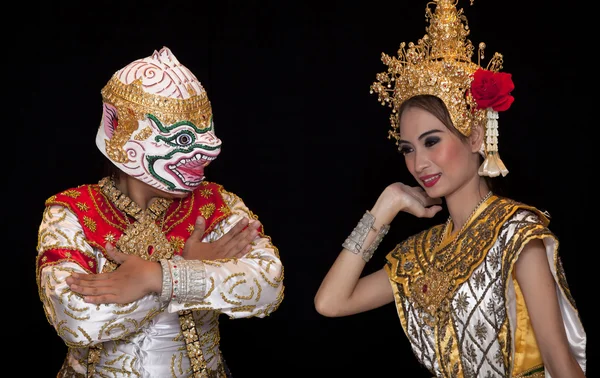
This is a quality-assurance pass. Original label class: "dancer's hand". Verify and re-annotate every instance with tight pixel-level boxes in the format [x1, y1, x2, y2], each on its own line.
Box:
[66, 243, 161, 304]
[182, 216, 260, 260]
[373, 182, 443, 221]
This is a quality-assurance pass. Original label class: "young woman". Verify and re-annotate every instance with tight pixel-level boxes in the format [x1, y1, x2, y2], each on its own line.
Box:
[314, 1, 586, 377]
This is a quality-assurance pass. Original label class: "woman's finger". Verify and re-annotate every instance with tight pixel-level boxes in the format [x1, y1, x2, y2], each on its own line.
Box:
[409, 188, 428, 208]
[424, 205, 443, 218]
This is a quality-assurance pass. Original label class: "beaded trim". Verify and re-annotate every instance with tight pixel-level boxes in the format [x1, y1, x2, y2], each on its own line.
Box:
[99, 176, 174, 263]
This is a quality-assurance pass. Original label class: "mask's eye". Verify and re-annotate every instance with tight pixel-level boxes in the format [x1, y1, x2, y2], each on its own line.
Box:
[156, 129, 197, 147]
[175, 132, 194, 146]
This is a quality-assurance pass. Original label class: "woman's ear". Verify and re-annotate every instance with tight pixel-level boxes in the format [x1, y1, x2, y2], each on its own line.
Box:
[469, 123, 485, 153]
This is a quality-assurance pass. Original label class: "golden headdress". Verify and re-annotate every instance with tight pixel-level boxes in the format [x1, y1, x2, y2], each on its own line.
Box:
[370, 0, 514, 177]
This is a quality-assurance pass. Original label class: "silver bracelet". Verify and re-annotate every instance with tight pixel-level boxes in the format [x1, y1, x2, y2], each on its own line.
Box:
[158, 259, 173, 304]
[342, 211, 376, 255]
[362, 223, 390, 262]
[342, 211, 390, 262]
[170, 257, 207, 304]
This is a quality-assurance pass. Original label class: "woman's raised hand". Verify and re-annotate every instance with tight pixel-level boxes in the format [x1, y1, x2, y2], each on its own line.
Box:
[374, 182, 443, 220]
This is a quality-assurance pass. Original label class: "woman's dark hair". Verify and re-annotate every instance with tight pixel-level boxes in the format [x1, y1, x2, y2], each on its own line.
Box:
[396, 94, 498, 192]
[397, 94, 464, 139]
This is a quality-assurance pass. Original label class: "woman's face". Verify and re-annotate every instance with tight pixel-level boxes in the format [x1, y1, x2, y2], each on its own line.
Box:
[397, 106, 478, 198]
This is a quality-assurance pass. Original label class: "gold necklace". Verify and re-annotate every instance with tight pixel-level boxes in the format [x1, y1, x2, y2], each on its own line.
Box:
[432, 190, 492, 266]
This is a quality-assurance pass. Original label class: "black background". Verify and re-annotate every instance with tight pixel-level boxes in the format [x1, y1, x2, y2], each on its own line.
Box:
[16, 1, 593, 376]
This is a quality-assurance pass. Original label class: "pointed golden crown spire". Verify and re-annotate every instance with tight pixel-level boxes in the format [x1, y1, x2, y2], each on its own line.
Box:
[428, 0, 473, 60]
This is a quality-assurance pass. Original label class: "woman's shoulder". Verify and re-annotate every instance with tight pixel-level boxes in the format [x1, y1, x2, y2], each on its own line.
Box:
[492, 195, 551, 227]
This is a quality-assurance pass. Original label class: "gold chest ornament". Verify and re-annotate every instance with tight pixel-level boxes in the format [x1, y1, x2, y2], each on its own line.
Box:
[409, 267, 453, 325]
[408, 191, 492, 325]
[99, 177, 174, 270]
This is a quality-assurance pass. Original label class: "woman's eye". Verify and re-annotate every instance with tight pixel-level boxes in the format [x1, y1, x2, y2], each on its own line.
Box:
[398, 146, 412, 155]
[424, 137, 440, 147]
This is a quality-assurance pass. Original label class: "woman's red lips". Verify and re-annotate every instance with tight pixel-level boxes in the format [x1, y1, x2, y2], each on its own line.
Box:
[420, 174, 441, 188]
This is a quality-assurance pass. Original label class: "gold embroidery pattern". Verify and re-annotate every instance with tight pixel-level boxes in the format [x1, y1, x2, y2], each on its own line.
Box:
[104, 232, 117, 244]
[219, 204, 230, 216]
[82, 216, 97, 233]
[408, 268, 453, 325]
[180, 310, 208, 375]
[76, 202, 89, 211]
[134, 126, 152, 140]
[200, 188, 213, 199]
[86, 186, 128, 234]
[386, 199, 555, 377]
[200, 203, 216, 219]
[97, 177, 230, 377]
[43, 179, 274, 378]
[57, 356, 86, 378]
[99, 177, 174, 263]
[170, 235, 186, 253]
[401, 197, 509, 324]
[63, 190, 81, 199]
[163, 196, 191, 233]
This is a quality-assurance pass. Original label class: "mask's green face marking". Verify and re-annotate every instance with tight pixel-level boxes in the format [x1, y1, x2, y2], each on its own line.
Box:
[143, 114, 222, 193]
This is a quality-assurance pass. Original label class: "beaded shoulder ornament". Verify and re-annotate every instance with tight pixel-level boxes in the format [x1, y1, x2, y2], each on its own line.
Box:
[370, 0, 515, 177]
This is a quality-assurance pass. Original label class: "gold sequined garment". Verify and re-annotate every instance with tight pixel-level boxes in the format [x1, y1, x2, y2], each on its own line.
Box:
[385, 196, 586, 377]
[99, 177, 175, 271]
[36, 178, 284, 377]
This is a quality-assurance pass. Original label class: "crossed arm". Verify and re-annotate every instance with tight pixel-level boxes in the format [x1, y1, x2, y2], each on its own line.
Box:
[66, 215, 262, 305]
[37, 195, 284, 346]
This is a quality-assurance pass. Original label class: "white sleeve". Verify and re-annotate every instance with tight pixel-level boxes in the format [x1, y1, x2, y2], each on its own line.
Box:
[164, 190, 284, 318]
[36, 205, 164, 347]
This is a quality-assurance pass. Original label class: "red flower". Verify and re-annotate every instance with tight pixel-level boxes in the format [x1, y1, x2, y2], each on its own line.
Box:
[470, 68, 514, 111]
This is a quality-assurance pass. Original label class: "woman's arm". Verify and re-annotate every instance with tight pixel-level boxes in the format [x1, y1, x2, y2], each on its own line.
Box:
[315, 183, 442, 317]
[315, 265, 394, 317]
[515, 237, 586, 377]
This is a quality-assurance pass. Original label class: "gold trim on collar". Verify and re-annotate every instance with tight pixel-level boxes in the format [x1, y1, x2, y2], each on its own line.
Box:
[99, 177, 174, 264]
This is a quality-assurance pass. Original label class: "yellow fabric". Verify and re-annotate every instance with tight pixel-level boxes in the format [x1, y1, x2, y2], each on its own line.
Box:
[511, 273, 543, 376]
